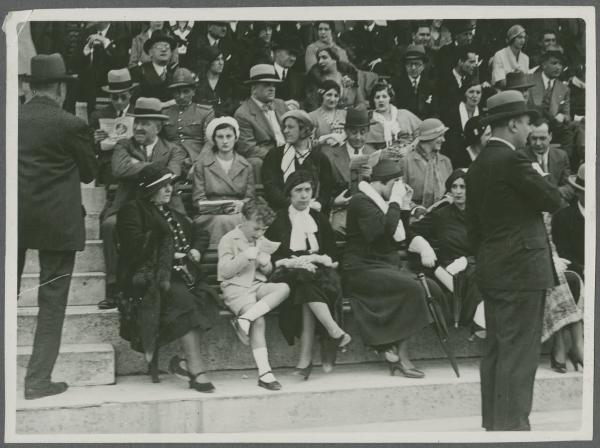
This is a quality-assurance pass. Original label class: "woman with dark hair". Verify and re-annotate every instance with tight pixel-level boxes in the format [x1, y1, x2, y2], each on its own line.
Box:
[192, 116, 255, 248]
[308, 79, 347, 144]
[304, 21, 349, 72]
[262, 110, 334, 216]
[265, 170, 351, 378]
[116, 164, 219, 391]
[365, 81, 421, 151]
[193, 46, 239, 117]
[453, 115, 491, 168]
[305, 47, 366, 112]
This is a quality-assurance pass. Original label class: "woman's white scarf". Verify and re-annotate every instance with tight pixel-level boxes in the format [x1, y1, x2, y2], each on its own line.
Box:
[372, 105, 401, 146]
[459, 102, 479, 130]
[288, 205, 319, 252]
[358, 181, 406, 242]
[281, 143, 311, 182]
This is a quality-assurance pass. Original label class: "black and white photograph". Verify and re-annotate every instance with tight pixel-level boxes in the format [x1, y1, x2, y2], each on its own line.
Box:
[2, 4, 595, 444]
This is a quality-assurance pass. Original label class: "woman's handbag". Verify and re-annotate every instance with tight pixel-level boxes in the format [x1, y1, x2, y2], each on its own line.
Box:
[173, 256, 203, 289]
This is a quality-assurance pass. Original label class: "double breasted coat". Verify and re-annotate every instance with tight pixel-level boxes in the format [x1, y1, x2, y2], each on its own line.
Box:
[528, 71, 571, 118]
[19, 96, 97, 251]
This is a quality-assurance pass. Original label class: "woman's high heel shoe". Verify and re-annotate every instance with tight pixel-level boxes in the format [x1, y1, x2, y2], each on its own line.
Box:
[334, 332, 352, 352]
[567, 352, 583, 372]
[189, 372, 215, 393]
[550, 352, 567, 374]
[293, 363, 313, 381]
[387, 360, 425, 379]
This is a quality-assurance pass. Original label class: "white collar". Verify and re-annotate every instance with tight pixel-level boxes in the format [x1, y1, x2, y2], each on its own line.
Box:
[541, 72, 555, 89]
[207, 34, 219, 46]
[489, 136, 516, 151]
[115, 104, 130, 116]
[346, 142, 363, 158]
[409, 75, 421, 85]
[452, 68, 463, 87]
[251, 96, 271, 111]
[358, 181, 406, 242]
[273, 62, 285, 79]
[459, 102, 479, 129]
[466, 145, 480, 161]
[152, 62, 167, 75]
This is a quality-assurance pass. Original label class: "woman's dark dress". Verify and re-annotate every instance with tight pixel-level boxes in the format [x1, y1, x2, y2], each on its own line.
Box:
[265, 208, 343, 345]
[342, 192, 436, 348]
[194, 72, 239, 117]
[116, 199, 219, 353]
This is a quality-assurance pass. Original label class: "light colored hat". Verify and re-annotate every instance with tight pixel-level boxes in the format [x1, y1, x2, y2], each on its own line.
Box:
[102, 68, 138, 93]
[568, 164, 585, 191]
[168, 68, 198, 89]
[416, 118, 449, 141]
[479, 90, 539, 126]
[244, 64, 282, 84]
[205, 116, 240, 142]
[281, 109, 315, 131]
[506, 24, 526, 43]
[127, 97, 169, 120]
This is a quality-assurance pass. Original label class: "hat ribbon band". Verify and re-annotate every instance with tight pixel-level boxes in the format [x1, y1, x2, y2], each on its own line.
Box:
[133, 107, 163, 115]
[486, 101, 530, 115]
[249, 73, 279, 81]
[108, 80, 134, 90]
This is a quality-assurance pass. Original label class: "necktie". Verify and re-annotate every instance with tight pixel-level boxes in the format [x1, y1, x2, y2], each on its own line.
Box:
[542, 79, 553, 110]
[539, 155, 548, 173]
[262, 103, 274, 112]
[411, 78, 418, 93]
[282, 68, 287, 80]
[159, 68, 166, 81]
[354, 146, 360, 155]
[145, 145, 152, 159]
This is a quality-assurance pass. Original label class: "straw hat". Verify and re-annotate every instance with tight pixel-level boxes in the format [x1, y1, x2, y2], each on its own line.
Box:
[244, 64, 282, 84]
[168, 68, 198, 89]
[127, 97, 170, 120]
[102, 69, 138, 93]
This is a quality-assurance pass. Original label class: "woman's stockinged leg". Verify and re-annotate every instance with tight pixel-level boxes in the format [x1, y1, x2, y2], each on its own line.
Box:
[568, 321, 584, 362]
[397, 339, 416, 369]
[552, 329, 567, 364]
[297, 304, 316, 369]
[180, 329, 210, 381]
[307, 302, 344, 339]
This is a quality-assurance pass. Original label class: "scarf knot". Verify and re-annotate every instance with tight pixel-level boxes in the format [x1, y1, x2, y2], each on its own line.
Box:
[288, 205, 319, 252]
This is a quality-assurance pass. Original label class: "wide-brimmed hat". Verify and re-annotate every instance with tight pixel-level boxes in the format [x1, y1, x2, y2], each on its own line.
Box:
[273, 35, 303, 56]
[281, 109, 315, 131]
[403, 44, 429, 63]
[416, 118, 449, 142]
[505, 72, 535, 90]
[168, 68, 197, 89]
[244, 64, 282, 84]
[143, 31, 177, 54]
[128, 97, 170, 120]
[506, 24, 526, 43]
[101, 69, 138, 93]
[568, 164, 585, 191]
[541, 45, 566, 63]
[479, 90, 540, 126]
[206, 116, 240, 143]
[20, 53, 77, 83]
[344, 107, 376, 129]
[371, 157, 403, 182]
[139, 165, 175, 198]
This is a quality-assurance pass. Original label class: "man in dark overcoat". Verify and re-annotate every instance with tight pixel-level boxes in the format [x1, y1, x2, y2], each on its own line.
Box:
[466, 90, 563, 430]
[18, 54, 97, 399]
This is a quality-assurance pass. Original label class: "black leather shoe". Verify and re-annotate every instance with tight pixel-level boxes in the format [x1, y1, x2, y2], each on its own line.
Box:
[550, 352, 567, 374]
[292, 363, 313, 381]
[24, 381, 68, 400]
[189, 372, 215, 393]
[169, 355, 190, 381]
[258, 371, 282, 391]
[98, 298, 117, 310]
[387, 361, 425, 379]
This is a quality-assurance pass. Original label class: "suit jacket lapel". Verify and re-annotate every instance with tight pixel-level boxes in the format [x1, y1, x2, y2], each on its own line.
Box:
[204, 152, 240, 191]
[150, 139, 169, 162]
[248, 99, 274, 139]
[331, 147, 351, 183]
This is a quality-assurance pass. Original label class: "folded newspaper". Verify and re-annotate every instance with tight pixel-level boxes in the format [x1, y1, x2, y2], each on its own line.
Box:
[257, 237, 281, 255]
[99, 117, 134, 151]
[197, 199, 240, 214]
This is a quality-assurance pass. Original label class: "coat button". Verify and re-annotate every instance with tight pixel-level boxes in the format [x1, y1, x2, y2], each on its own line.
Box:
[178, 126, 183, 130]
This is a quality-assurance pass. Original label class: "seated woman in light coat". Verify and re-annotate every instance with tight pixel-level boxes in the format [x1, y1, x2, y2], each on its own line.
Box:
[192, 116, 255, 248]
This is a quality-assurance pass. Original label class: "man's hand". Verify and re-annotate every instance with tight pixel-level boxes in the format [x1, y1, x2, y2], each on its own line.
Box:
[243, 246, 259, 260]
[554, 256, 571, 274]
[333, 189, 351, 206]
[188, 249, 201, 263]
[554, 113, 566, 124]
[420, 247, 437, 268]
[94, 129, 109, 144]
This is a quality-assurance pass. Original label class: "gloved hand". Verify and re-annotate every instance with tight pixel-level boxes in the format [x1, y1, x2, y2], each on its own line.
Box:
[446, 256, 468, 275]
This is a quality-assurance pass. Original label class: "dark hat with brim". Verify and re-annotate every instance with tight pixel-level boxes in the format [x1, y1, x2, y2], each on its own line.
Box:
[19, 53, 77, 83]
[479, 90, 540, 126]
[128, 97, 169, 120]
[101, 68, 139, 93]
[344, 107, 376, 128]
[244, 64, 282, 84]
[139, 165, 175, 198]
[371, 157, 403, 183]
[403, 44, 429, 63]
[567, 164, 585, 191]
[505, 72, 535, 90]
[143, 31, 177, 54]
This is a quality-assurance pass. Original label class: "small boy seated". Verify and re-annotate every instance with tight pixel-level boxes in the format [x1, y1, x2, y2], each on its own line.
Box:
[217, 198, 291, 391]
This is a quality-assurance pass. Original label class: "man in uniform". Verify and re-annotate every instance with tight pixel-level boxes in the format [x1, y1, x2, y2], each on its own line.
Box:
[466, 90, 563, 430]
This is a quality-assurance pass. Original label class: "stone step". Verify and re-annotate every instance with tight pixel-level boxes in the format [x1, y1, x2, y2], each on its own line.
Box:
[18, 272, 106, 307]
[15, 359, 583, 434]
[23, 240, 105, 274]
[81, 187, 106, 214]
[17, 305, 554, 377]
[85, 212, 101, 240]
[17, 343, 115, 388]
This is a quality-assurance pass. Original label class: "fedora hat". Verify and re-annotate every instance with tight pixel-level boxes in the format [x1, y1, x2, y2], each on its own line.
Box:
[244, 64, 282, 84]
[143, 31, 177, 54]
[506, 24, 526, 43]
[371, 157, 403, 182]
[505, 72, 535, 90]
[20, 53, 77, 83]
[168, 68, 198, 89]
[128, 97, 169, 120]
[101, 69, 138, 93]
[479, 90, 540, 126]
[344, 107, 376, 129]
[567, 163, 585, 191]
[416, 118, 449, 142]
[403, 44, 429, 62]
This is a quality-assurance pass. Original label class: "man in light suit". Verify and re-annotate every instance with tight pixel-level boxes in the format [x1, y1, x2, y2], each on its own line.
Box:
[234, 64, 289, 182]
[466, 91, 563, 431]
[98, 97, 186, 310]
[521, 117, 574, 205]
[18, 54, 97, 399]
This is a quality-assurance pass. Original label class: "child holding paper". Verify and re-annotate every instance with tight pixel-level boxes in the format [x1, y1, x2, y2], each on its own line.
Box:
[217, 198, 290, 391]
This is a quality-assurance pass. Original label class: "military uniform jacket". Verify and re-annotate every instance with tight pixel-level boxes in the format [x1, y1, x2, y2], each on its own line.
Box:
[465, 138, 563, 290]
[162, 102, 215, 161]
[18, 96, 97, 250]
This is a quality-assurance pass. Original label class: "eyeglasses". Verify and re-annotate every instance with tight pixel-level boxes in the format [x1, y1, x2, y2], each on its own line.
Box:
[406, 61, 424, 68]
[152, 43, 171, 51]
[111, 93, 130, 101]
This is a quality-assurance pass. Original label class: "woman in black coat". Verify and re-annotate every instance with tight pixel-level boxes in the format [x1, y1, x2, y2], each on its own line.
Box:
[193, 46, 239, 117]
[265, 170, 351, 379]
[116, 165, 219, 392]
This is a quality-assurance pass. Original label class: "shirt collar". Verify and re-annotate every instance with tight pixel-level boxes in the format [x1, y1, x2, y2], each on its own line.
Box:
[409, 75, 421, 85]
[152, 62, 167, 75]
[273, 62, 285, 79]
[346, 142, 363, 158]
[489, 136, 516, 151]
[452, 68, 463, 86]
[207, 34, 219, 46]
[143, 137, 159, 153]
[541, 72, 554, 89]
[252, 96, 272, 110]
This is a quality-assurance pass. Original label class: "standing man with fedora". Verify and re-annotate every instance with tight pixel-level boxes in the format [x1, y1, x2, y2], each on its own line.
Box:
[97, 97, 186, 310]
[466, 90, 563, 430]
[234, 64, 289, 182]
[18, 54, 97, 399]
[89, 68, 139, 186]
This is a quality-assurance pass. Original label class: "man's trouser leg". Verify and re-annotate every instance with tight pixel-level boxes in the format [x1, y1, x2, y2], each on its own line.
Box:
[24, 250, 76, 387]
[100, 214, 118, 289]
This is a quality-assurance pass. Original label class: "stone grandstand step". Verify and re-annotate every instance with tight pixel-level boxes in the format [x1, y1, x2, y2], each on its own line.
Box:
[23, 240, 105, 275]
[17, 343, 115, 389]
[81, 186, 107, 214]
[15, 358, 582, 434]
[18, 272, 106, 307]
[85, 212, 101, 240]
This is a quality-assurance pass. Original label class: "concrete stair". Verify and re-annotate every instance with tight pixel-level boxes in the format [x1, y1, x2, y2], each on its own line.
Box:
[18, 272, 106, 307]
[17, 344, 115, 388]
[15, 359, 583, 434]
[23, 240, 105, 275]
